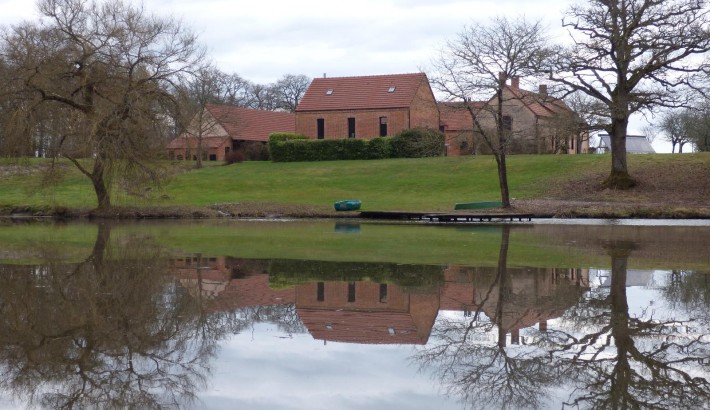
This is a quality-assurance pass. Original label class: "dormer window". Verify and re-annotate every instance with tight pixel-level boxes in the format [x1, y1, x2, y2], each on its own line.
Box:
[388, 86, 396, 93]
[326, 89, 333, 95]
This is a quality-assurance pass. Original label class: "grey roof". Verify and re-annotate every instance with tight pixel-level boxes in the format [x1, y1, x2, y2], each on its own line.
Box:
[598, 134, 655, 153]
[600, 270, 655, 287]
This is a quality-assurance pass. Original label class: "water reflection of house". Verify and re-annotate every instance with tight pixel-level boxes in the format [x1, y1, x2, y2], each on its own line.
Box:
[296, 281, 440, 345]
[171, 256, 590, 346]
[172, 256, 295, 311]
[443, 266, 589, 345]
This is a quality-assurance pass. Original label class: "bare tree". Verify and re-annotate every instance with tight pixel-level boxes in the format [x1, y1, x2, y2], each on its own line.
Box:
[658, 110, 694, 153]
[430, 16, 551, 207]
[551, 0, 710, 188]
[687, 104, 710, 151]
[215, 72, 254, 107]
[1, 0, 204, 211]
[273, 74, 311, 112]
[177, 65, 229, 168]
[246, 82, 279, 111]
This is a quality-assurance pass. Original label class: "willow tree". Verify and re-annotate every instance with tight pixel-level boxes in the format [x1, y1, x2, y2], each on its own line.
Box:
[1, 0, 204, 210]
[552, 0, 710, 189]
[430, 16, 550, 207]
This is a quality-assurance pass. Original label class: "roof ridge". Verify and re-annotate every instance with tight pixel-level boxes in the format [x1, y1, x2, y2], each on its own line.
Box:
[313, 72, 425, 80]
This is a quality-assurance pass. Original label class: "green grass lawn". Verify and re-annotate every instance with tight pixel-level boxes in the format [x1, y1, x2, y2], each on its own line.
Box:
[1, 153, 707, 211]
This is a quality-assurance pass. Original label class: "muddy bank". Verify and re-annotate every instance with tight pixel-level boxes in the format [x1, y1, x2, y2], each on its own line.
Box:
[2, 199, 710, 220]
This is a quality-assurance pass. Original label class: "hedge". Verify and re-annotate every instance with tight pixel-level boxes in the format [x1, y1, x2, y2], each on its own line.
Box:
[268, 128, 444, 162]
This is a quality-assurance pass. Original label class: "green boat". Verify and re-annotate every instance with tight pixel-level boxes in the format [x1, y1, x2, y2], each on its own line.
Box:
[454, 201, 502, 210]
[334, 200, 362, 211]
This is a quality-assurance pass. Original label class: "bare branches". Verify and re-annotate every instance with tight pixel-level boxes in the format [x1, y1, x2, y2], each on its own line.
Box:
[552, 0, 710, 186]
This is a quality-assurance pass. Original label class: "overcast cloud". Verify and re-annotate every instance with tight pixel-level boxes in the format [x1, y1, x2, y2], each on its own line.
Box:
[0, 0, 568, 83]
[0, 0, 679, 150]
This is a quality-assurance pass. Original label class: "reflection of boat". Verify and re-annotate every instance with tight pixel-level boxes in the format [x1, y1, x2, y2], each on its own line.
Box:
[334, 199, 362, 211]
[334, 223, 361, 233]
[454, 201, 502, 210]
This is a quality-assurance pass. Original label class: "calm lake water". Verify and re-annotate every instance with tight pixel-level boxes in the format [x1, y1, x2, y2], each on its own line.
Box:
[0, 219, 709, 409]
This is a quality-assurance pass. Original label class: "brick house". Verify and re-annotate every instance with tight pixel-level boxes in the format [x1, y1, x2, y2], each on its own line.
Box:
[439, 101, 485, 156]
[295, 73, 440, 139]
[167, 104, 295, 161]
[473, 76, 589, 154]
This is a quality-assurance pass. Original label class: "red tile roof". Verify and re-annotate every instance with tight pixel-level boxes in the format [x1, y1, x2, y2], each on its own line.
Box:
[296, 73, 430, 112]
[206, 104, 295, 142]
[506, 86, 572, 118]
[297, 308, 431, 345]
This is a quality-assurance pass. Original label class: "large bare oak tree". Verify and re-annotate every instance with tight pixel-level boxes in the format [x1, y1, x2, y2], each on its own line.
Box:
[1, 0, 204, 211]
[551, 0, 710, 188]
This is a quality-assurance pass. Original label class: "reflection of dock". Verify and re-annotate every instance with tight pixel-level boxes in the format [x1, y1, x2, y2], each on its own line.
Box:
[359, 211, 533, 223]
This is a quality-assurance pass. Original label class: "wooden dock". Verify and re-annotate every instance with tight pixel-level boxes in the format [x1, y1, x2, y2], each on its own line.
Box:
[358, 211, 533, 223]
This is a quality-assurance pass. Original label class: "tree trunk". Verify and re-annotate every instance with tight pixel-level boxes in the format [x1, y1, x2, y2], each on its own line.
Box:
[195, 137, 203, 169]
[607, 242, 633, 408]
[496, 226, 511, 348]
[603, 117, 636, 189]
[495, 81, 511, 207]
[496, 154, 511, 207]
[91, 159, 111, 211]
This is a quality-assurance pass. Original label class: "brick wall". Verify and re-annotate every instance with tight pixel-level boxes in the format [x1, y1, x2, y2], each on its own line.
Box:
[296, 108, 410, 139]
[295, 80, 440, 139]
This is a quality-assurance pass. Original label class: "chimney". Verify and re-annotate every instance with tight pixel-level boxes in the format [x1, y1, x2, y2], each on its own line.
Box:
[511, 76, 520, 89]
[498, 72, 507, 85]
[323, 73, 327, 78]
[539, 84, 548, 97]
[539, 320, 548, 332]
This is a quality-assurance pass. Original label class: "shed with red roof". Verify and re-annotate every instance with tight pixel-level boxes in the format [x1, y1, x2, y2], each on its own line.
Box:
[167, 104, 295, 161]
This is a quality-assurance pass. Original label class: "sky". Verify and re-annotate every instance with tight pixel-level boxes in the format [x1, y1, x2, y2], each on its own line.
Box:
[0, 0, 679, 152]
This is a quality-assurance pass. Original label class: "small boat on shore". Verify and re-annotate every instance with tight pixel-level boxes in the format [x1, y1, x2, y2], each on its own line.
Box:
[454, 201, 502, 210]
[334, 200, 362, 211]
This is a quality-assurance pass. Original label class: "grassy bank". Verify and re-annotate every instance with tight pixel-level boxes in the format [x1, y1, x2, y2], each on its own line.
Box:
[1, 153, 708, 217]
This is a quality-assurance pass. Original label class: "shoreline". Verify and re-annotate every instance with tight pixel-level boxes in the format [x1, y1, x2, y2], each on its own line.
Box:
[2, 199, 710, 221]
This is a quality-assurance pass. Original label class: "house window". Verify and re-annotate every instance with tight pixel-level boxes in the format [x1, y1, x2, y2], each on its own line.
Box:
[388, 86, 396, 93]
[348, 282, 356, 303]
[326, 89, 333, 95]
[379, 116, 388, 137]
[317, 118, 325, 139]
[348, 117, 356, 138]
[570, 136, 575, 151]
[379, 284, 388, 303]
[502, 115, 512, 132]
[209, 154, 217, 161]
[225, 147, 230, 155]
[317, 282, 324, 302]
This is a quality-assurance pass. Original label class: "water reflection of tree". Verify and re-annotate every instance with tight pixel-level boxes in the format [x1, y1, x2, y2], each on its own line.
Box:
[548, 241, 710, 409]
[416, 233, 710, 409]
[215, 304, 307, 336]
[415, 226, 563, 409]
[663, 269, 710, 320]
[0, 223, 221, 409]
